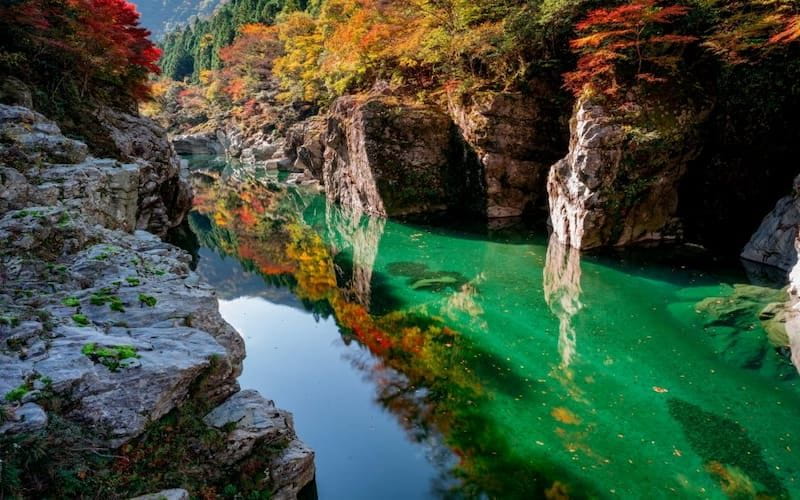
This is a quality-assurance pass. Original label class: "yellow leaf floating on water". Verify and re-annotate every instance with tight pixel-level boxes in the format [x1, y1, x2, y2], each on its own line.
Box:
[551, 407, 581, 425]
[653, 386, 669, 393]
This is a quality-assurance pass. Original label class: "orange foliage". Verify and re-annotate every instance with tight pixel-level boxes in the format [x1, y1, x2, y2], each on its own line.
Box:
[564, 0, 695, 96]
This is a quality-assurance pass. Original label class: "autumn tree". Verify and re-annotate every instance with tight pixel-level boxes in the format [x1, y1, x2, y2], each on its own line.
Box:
[219, 23, 283, 102]
[564, 0, 695, 96]
[0, 0, 161, 110]
[702, 0, 800, 63]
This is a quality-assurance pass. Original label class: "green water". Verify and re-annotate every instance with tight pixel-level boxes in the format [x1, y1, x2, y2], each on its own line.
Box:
[186, 162, 800, 498]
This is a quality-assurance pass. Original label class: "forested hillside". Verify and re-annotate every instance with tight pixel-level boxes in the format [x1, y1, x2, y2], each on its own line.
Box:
[136, 0, 226, 39]
[159, 0, 315, 81]
[158, 0, 800, 103]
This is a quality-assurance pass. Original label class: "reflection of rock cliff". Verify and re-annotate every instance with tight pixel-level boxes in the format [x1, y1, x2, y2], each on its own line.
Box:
[323, 204, 385, 308]
[543, 237, 583, 369]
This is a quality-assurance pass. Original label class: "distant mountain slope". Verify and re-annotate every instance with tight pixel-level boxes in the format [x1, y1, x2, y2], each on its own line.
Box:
[134, 0, 228, 39]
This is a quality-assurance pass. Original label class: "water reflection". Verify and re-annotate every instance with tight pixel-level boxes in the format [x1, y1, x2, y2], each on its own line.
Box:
[181, 160, 800, 498]
[544, 238, 583, 370]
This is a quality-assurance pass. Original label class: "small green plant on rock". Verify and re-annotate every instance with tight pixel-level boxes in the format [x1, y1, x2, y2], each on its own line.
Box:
[138, 294, 157, 307]
[89, 293, 125, 312]
[62, 296, 80, 307]
[0, 315, 20, 327]
[4, 385, 29, 403]
[125, 277, 140, 286]
[71, 314, 90, 327]
[81, 343, 139, 372]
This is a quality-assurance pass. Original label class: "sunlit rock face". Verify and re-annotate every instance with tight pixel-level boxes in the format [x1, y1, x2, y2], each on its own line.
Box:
[547, 95, 708, 249]
[448, 88, 567, 218]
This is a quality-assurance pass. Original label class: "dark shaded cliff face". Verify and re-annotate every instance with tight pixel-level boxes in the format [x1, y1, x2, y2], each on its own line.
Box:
[679, 53, 800, 254]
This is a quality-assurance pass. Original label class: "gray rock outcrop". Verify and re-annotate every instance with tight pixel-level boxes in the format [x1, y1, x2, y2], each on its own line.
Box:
[547, 95, 708, 249]
[322, 95, 463, 217]
[130, 489, 190, 500]
[90, 106, 193, 236]
[741, 174, 800, 272]
[172, 132, 225, 156]
[0, 103, 314, 497]
[448, 90, 566, 218]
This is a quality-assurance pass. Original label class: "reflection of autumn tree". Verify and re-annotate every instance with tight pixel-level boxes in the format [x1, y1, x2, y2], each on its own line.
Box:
[190, 173, 579, 497]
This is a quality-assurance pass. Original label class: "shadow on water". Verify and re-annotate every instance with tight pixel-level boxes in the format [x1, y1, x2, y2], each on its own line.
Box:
[668, 398, 787, 498]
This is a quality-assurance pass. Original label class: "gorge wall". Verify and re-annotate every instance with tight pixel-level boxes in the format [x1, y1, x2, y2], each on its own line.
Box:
[0, 104, 314, 498]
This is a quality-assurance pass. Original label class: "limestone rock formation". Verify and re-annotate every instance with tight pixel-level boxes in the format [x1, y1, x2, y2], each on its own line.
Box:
[741, 174, 800, 272]
[130, 489, 190, 500]
[323, 95, 465, 217]
[204, 390, 315, 498]
[0, 103, 314, 497]
[89, 106, 192, 236]
[284, 115, 327, 179]
[547, 95, 708, 249]
[448, 90, 566, 218]
[172, 132, 225, 156]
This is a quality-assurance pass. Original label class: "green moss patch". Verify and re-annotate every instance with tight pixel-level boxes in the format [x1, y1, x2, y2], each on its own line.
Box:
[81, 343, 139, 372]
[138, 294, 157, 307]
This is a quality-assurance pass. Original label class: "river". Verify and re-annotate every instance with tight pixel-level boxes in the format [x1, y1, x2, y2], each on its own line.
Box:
[178, 157, 800, 499]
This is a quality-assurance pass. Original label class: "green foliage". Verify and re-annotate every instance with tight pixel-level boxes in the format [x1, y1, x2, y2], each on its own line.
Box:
[89, 293, 125, 313]
[71, 314, 90, 327]
[61, 297, 80, 308]
[138, 294, 158, 307]
[159, 0, 291, 81]
[125, 277, 141, 286]
[4, 385, 29, 403]
[81, 343, 139, 372]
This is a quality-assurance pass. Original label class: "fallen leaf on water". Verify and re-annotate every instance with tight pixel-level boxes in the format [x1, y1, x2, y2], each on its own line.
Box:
[551, 407, 581, 425]
[652, 386, 669, 393]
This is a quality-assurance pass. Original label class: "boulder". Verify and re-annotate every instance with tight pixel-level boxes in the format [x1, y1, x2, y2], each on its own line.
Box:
[203, 390, 296, 464]
[129, 489, 190, 500]
[0, 403, 47, 435]
[741, 174, 800, 272]
[547, 94, 709, 249]
[0, 105, 88, 165]
[172, 132, 225, 156]
[90, 106, 192, 236]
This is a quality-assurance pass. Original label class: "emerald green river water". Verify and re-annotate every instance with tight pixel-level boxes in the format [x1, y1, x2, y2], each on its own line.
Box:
[184, 160, 799, 499]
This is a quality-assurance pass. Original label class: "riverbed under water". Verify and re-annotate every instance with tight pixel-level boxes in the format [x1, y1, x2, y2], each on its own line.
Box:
[180, 157, 800, 499]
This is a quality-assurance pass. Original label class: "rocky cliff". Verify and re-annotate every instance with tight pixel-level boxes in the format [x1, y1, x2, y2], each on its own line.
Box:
[0, 104, 314, 498]
[448, 88, 567, 218]
[547, 94, 709, 249]
[322, 95, 475, 217]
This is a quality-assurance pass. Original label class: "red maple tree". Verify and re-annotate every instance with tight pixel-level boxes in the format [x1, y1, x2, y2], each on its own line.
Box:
[564, 0, 696, 97]
[0, 0, 161, 102]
